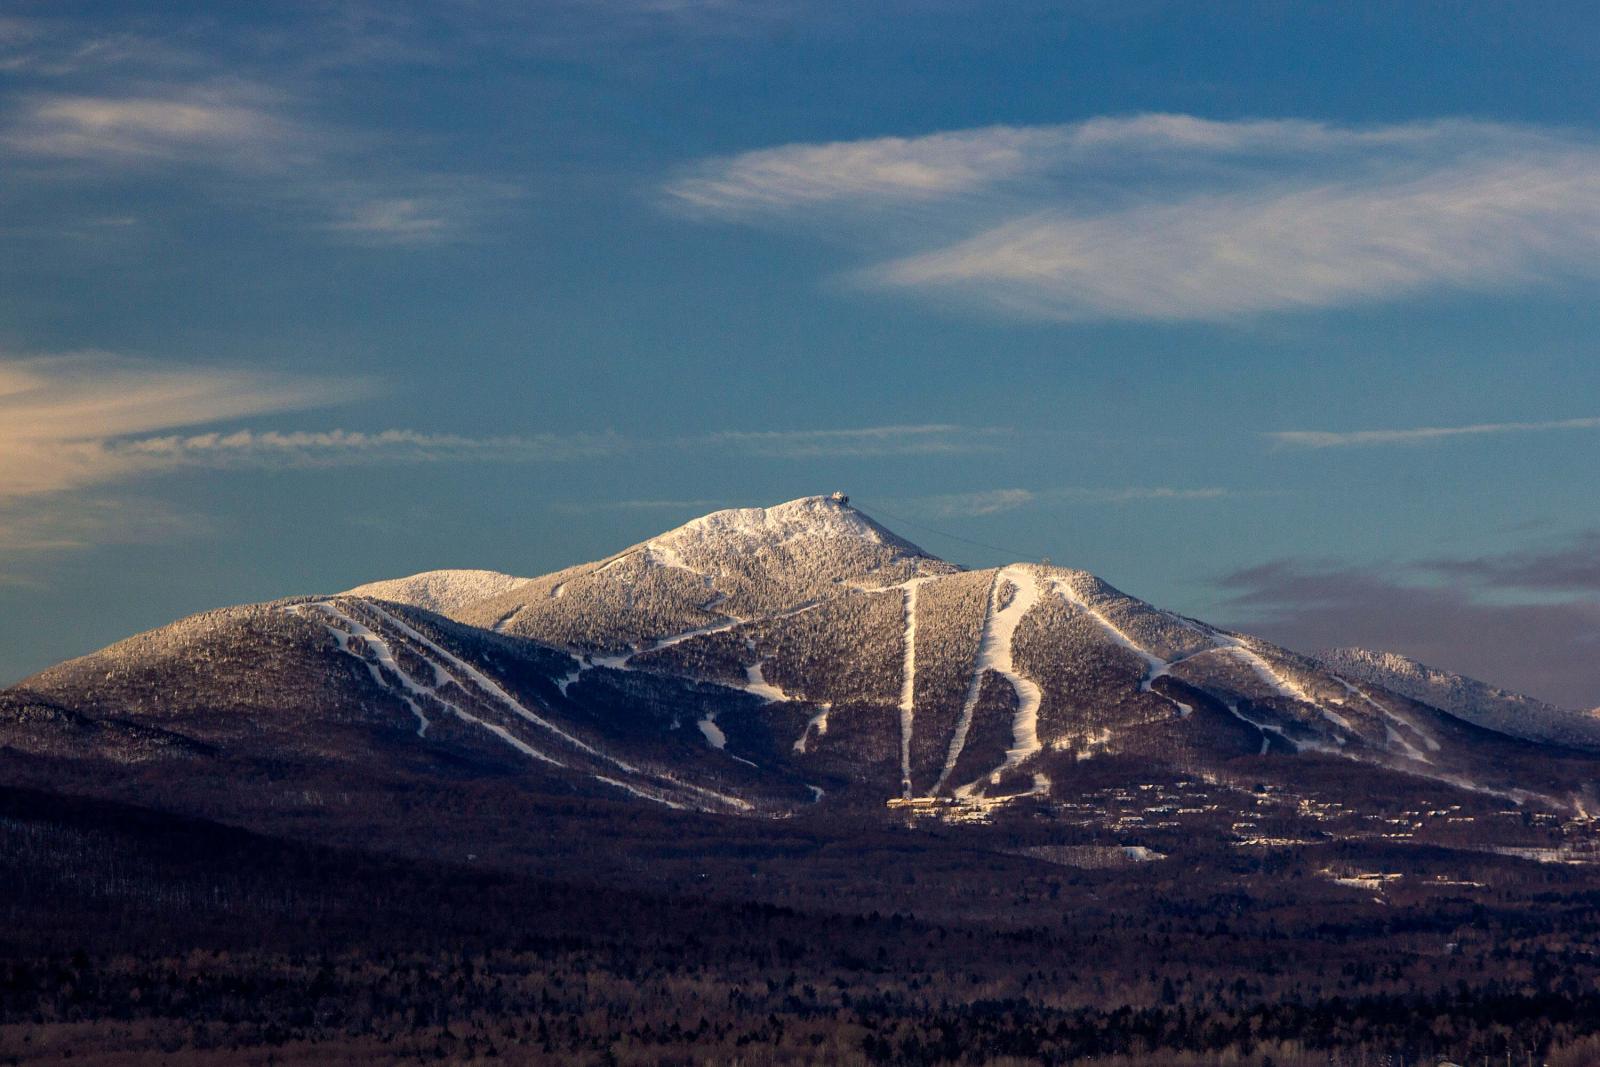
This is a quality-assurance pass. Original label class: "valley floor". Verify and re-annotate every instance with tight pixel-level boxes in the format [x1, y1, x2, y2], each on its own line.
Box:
[4, 785, 1600, 1066]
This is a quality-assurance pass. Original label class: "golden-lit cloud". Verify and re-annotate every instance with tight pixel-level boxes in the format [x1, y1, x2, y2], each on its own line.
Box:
[0, 352, 355, 500]
[0, 352, 640, 568]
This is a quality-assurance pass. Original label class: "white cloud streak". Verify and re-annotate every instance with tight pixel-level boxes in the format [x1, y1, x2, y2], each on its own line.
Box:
[106, 428, 623, 466]
[901, 485, 1232, 518]
[1, 355, 1220, 569]
[320, 177, 524, 245]
[1, 360, 1008, 508]
[665, 114, 1460, 215]
[5, 87, 300, 164]
[0, 497, 207, 559]
[872, 157, 1600, 319]
[1266, 416, 1600, 449]
[669, 114, 1600, 320]
[2, 70, 515, 244]
[910, 488, 1039, 517]
[550, 497, 732, 514]
[704, 423, 1007, 458]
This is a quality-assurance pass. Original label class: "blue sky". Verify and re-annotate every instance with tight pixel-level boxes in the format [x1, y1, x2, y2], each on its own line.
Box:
[3, 1, 1599, 707]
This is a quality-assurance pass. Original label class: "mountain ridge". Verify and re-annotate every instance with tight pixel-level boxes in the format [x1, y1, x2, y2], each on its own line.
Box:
[1314, 646, 1600, 749]
[6, 495, 1600, 857]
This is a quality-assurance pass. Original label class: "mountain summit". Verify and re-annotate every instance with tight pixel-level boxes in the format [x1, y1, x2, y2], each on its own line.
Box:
[451, 495, 957, 654]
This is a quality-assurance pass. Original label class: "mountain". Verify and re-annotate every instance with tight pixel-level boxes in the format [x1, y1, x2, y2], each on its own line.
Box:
[1314, 646, 1600, 750]
[5, 495, 1599, 867]
[11, 494, 1600, 1063]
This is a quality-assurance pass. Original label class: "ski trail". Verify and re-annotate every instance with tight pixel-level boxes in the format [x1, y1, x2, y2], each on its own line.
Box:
[1225, 700, 1289, 755]
[1048, 576, 1194, 719]
[738, 660, 795, 704]
[659, 775, 753, 811]
[642, 539, 706, 578]
[935, 574, 1000, 793]
[594, 776, 689, 810]
[300, 605, 432, 738]
[591, 552, 634, 577]
[554, 665, 583, 696]
[1328, 674, 1438, 762]
[360, 601, 614, 762]
[792, 703, 832, 753]
[1379, 719, 1432, 764]
[936, 568, 1044, 793]
[1213, 635, 1353, 736]
[697, 713, 726, 749]
[990, 571, 1044, 774]
[590, 599, 823, 672]
[1049, 576, 1166, 685]
[298, 603, 562, 764]
[897, 577, 935, 796]
[332, 603, 745, 797]
[304, 599, 759, 814]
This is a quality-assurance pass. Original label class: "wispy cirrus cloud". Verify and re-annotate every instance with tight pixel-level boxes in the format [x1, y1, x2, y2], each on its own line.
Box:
[906, 488, 1039, 517]
[0, 15, 194, 78]
[896, 484, 1233, 518]
[102, 427, 623, 468]
[1266, 415, 1600, 449]
[703, 423, 1008, 458]
[5, 86, 300, 164]
[666, 114, 1449, 216]
[0, 17, 517, 246]
[550, 497, 732, 515]
[0, 498, 210, 581]
[2, 82, 512, 243]
[668, 114, 1600, 321]
[319, 177, 525, 245]
[1, 358, 1004, 506]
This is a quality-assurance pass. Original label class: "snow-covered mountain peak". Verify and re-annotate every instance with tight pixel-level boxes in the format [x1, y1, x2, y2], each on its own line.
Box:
[456, 496, 958, 649]
[645, 495, 939, 564]
[343, 569, 533, 621]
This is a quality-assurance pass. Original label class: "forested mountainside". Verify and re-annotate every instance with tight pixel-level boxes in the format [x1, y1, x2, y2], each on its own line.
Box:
[1316, 645, 1600, 749]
